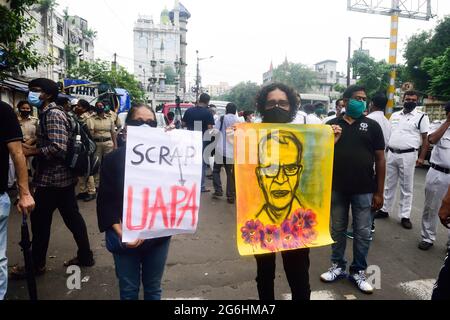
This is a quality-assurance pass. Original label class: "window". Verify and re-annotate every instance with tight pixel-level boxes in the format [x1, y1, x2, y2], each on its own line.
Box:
[80, 19, 88, 31]
[59, 48, 64, 59]
[85, 42, 89, 52]
[57, 23, 63, 36]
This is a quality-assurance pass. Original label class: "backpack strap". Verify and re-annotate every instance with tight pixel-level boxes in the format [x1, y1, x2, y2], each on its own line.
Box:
[219, 115, 225, 132]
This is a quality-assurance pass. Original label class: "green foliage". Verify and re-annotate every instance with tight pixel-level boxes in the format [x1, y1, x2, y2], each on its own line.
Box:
[219, 81, 261, 111]
[68, 59, 146, 103]
[422, 47, 450, 100]
[163, 66, 176, 85]
[334, 83, 346, 93]
[0, 0, 51, 79]
[37, 0, 57, 15]
[82, 28, 97, 40]
[350, 51, 391, 99]
[272, 62, 318, 93]
[403, 16, 450, 93]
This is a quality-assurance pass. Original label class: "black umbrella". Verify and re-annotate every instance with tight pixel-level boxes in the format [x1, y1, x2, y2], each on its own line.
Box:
[18, 214, 38, 301]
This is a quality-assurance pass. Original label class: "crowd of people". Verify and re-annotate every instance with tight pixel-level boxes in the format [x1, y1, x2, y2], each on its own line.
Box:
[0, 77, 449, 301]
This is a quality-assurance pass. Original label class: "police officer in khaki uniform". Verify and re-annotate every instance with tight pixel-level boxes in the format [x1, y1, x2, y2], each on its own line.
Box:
[419, 102, 450, 251]
[87, 101, 117, 186]
[104, 103, 122, 129]
[73, 99, 97, 202]
[17, 100, 39, 173]
[375, 91, 430, 230]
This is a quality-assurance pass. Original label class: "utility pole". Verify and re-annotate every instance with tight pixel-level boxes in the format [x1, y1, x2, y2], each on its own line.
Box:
[347, 0, 435, 117]
[347, 37, 351, 87]
[386, 4, 399, 117]
[112, 53, 117, 72]
[196, 50, 200, 103]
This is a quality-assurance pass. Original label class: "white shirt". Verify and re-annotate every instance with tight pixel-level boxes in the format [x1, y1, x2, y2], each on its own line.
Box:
[430, 121, 450, 168]
[322, 115, 336, 124]
[367, 111, 391, 147]
[388, 109, 430, 150]
[292, 111, 323, 125]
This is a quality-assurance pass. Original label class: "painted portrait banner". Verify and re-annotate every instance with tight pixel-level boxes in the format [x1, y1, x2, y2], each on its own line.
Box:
[235, 124, 335, 256]
[122, 126, 203, 242]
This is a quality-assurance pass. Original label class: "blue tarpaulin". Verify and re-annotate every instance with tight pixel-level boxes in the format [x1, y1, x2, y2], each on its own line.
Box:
[115, 88, 131, 113]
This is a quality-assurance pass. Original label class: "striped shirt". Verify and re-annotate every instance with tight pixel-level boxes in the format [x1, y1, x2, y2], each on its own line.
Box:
[34, 103, 77, 188]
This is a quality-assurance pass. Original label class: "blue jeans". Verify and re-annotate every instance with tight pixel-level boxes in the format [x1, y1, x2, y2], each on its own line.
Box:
[0, 193, 11, 300]
[105, 230, 171, 300]
[330, 191, 373, 274]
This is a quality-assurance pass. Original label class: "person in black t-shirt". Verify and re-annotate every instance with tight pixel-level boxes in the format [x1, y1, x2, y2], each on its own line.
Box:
[0, 101, 35, 300]
[182, 93, 215, 193]
[320, 85, 386, 295]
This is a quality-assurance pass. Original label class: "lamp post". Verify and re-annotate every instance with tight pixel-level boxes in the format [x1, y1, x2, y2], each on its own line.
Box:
[360, 36, 390, 51]
[195, 50, 214, 103]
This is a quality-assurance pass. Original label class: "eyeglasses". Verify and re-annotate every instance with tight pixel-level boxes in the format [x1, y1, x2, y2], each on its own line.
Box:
[258, 164, 302, 178]
[127, 119, 158, 128]
[265, 100, 290, 110]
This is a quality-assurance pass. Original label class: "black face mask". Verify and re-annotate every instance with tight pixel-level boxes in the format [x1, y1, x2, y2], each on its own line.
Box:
[127, 119, 158, 128]
[403, 102, 417, 113]
[263, 108, 291, 124]
[20, 111, 31, 118]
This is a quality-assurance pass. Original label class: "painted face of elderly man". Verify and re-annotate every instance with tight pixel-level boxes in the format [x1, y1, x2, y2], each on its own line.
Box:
[256, 130, 304, 225]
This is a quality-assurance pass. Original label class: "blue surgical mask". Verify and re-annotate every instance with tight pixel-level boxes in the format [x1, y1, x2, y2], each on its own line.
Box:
[28, 91, 43, 108]
[346, 99, 366, 119]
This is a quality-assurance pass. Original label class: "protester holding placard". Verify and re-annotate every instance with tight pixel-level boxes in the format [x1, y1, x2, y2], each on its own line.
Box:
[246, 83, 342, 300]
[96, 104, 170, 300]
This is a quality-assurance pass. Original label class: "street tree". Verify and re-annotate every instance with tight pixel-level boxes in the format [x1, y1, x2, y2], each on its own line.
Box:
[164, 66, 176, 85]
[0, 0, 51, 79]
[219, 81, 261, 111]
[272, 61, 318, 93]
[403, 16, 450, 93]
[422, 47, 450, 100]
[351, 51, 391, 99]
[68, 59, 146, 103]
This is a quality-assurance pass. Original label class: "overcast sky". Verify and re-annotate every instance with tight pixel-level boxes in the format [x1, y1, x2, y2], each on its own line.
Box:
[55, 0, 450, 87]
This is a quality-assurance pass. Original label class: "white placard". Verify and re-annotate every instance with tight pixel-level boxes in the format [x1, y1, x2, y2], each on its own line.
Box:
[122, 126, 203, 242]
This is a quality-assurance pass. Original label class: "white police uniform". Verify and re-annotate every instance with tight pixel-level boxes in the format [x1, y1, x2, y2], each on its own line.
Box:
[382, 109, 430, 220]
[421, 120, 450, 246]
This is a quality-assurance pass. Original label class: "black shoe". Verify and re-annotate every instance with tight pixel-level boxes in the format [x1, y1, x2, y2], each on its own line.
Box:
[371, 222, 376, 234]
[10, 265, 46, 280]
[83, 194, 97, 202]
[418, 241, 433, 251]
[401, 218, 413, 230]
[64, 256, 95, 267]
[201, 189, 211, 193]
[374, 210, 389, 219]
[212, 192, 223, 199]
[227, 198, 235, 204]
[76, 192, 88, 200]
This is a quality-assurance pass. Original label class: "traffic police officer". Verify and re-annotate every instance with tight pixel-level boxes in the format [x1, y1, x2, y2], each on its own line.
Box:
[419, 102, 450, 251]
[86, 101, 117, 186]
[375, 91, 430, 229]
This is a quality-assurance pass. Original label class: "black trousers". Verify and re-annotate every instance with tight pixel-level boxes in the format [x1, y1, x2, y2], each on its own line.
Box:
[254, 248, 311, 300]
[432, 252, 450, 300]
[212, 157, 235, 199]
[31, 184, 93, 269]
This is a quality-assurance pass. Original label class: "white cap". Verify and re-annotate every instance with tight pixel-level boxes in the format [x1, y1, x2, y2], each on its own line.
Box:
[71, 99, 79, 106]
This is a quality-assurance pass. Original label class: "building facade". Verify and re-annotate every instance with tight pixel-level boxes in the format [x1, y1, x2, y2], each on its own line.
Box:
[133, 1, 191, 104]
[25, 6, 95, 82]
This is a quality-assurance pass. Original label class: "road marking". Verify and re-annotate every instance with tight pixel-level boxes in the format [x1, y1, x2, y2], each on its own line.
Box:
[344, 294, 357, 300]
[282, 290, 337, 300]
[398, 279, 436, 300]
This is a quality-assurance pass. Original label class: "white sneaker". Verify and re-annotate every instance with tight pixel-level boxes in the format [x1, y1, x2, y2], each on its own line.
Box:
[320, 264, 347, 282]
[350, 271, 374, 294]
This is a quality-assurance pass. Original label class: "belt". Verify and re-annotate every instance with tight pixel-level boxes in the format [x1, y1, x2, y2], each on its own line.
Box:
[388, 147, 418, 154]
[94, 137, 111, 143]
[431, 163, 450, 174]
